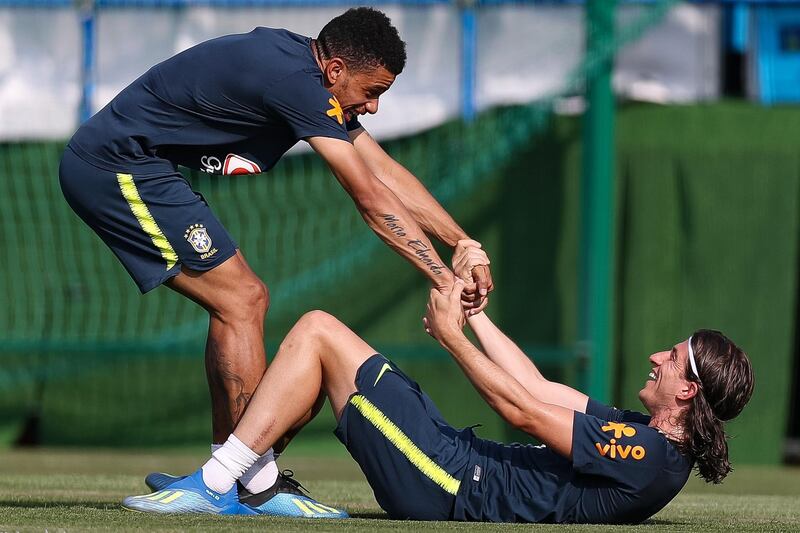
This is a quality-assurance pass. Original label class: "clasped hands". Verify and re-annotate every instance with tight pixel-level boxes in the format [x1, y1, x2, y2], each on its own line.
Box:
[425, 239, 492, 343]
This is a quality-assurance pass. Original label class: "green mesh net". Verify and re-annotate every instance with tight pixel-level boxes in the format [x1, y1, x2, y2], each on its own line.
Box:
[0, 1, 679, 446]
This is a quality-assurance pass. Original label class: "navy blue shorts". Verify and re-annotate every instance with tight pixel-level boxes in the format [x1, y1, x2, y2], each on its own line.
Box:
[335, 354, 476, 520]
[59, 146, 237, 293]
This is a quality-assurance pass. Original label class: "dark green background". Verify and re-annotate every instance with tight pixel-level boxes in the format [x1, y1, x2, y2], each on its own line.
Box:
[0, 103, 795, 465]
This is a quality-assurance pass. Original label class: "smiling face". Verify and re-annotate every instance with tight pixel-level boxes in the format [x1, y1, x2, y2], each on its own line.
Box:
[639, 340, 699, 415]
[320, 58, 396, 122]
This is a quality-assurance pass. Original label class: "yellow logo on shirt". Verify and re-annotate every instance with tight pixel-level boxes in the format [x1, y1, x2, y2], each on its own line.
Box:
[601, 422, 637, 439]
[326, 97, 344, 125]
[595, 422, 646, 460]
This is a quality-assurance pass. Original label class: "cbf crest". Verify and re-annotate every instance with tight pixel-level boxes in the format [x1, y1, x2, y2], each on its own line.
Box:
[185, 223, 212, 253]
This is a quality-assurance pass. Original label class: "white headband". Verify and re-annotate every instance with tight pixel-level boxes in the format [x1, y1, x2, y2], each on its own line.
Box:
[687, 335, 700, 381]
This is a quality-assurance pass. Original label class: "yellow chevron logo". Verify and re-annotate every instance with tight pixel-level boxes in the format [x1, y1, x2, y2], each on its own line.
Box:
[373, 362, 393, 387]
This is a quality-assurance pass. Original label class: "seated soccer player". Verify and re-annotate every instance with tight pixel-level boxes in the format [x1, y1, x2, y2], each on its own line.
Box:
[124, 279, 754, 523]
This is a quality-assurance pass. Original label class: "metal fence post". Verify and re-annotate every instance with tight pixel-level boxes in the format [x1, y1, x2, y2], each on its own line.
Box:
[580, 0, 616, 403]
[79, 0, 96, 123]
[460, 0, 477, 122]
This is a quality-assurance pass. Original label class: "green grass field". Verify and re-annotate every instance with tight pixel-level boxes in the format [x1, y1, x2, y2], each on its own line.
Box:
[1, 446, 799, 532]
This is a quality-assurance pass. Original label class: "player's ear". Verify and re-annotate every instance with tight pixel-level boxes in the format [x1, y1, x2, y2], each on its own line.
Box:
[677, 380, 698, 401]
[324, 58, 347, 85]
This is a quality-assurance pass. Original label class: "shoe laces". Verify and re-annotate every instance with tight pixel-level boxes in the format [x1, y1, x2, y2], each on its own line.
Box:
[279, 469, 310, 495]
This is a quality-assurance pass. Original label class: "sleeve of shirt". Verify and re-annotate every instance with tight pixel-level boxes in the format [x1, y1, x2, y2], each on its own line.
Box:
[263, 70, 350, 142]
[346, 116, 362, 132]
[571, 411, 667, 488]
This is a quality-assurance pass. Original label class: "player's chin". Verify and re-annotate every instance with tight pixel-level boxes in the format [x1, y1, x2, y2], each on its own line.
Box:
[637, 387, 651, 406]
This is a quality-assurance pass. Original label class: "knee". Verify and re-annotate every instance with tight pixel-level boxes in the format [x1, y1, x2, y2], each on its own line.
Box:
[297, 310, 339, 333]
[274, 310, 333, 355]
[215, 277, 270, 323]
[252, 278, 270, 311]
[293, 310, 343, 343]
[239, 277, 270, 315]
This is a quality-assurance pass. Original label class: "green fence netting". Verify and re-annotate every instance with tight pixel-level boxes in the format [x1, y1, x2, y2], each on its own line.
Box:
[534, 102, 800, 466]
[18, 1, 792, 454]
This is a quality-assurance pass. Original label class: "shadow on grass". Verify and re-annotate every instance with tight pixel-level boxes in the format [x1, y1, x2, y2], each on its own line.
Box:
[346, 514, 686, 526]
[0, 501, 684, 527]
[641, 518, 684, 526]
[0, 499, 116, 511]
[349, 512, 389, 520]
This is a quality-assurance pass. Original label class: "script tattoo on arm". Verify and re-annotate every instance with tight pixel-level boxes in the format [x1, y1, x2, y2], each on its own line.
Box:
[408, 240, 445, 275]
[379, 213, 407, 237]
[379, 213, 444, 276]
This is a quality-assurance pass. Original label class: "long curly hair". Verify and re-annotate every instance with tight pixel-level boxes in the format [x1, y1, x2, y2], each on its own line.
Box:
[676, 330, 754, 484]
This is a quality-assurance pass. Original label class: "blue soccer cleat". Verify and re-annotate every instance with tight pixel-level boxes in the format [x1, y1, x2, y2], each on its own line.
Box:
[123, 468, 255, 515]
[146, 471, 254, 498]
[144, 472, 185, 492]
[240, 470, 349, 519]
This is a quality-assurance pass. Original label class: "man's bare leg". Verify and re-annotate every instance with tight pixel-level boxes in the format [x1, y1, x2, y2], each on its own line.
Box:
[271, 391, 327, 454]
[166, 251, 269, 442]
[124, 310, 376, 516]
[233, 310, 376, 454]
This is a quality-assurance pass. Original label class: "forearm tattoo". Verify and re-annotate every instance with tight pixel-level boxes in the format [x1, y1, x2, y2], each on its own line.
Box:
[379, 213, 444, 275]
[379, 213, 407, 237]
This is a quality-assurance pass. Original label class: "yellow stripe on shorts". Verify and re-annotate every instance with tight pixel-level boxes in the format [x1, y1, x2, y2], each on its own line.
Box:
[349, 394, 461, 495]
[116, 173, 178, 270]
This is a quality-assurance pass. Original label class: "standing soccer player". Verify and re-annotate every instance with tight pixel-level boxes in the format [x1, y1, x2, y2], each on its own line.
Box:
[59, 8, 492, 517]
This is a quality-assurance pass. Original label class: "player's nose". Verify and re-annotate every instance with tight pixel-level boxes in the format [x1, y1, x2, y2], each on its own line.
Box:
[365, 99, 379, 114]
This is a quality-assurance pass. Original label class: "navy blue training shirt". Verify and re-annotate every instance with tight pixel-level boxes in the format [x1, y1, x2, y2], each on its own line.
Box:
[454, 399, 692, 523]
[69, 28, 361, 176]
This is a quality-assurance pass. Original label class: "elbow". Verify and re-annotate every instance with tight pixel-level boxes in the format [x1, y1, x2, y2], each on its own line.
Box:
[499, 404, 533, 433]
[348, 180, 385, 213]
[353, 190, 381, 213]
[509, 413, 533, 433]
[332, 163, 383, 212]
[504, 407, 541, 436]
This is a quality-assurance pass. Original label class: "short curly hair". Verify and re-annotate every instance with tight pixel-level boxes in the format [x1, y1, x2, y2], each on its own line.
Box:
[317, 7, 407, 75]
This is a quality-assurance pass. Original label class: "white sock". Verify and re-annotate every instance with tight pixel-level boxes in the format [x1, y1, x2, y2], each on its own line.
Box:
[208, 443, 279, 494]
[201, 434, 259, 493]
[239, 448, 279, 494]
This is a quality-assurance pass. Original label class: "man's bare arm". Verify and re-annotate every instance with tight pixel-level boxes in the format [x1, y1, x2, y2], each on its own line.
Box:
[308, 135, 454, 290]
[350, 127, 466, 246]
[350, 127, 493, 306]
[424, 281, 575, 459]
[467, 312, 589, 413]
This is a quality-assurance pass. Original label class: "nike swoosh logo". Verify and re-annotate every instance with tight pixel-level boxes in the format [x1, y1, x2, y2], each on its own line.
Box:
[373, 362, 393, 387]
